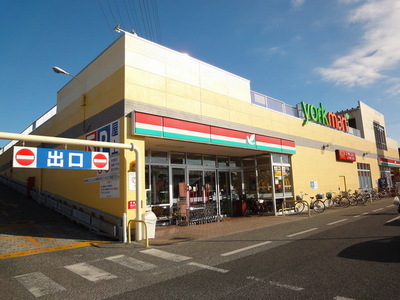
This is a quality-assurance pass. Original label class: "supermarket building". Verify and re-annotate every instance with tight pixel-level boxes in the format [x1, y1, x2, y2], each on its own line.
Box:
[0, 33, 399, 240]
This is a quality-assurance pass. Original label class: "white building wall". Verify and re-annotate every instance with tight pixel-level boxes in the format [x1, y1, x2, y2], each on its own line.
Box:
[125, 34, 251, 103]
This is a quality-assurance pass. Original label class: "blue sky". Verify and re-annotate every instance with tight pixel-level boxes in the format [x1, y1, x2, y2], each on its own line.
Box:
[1, 0, 399, 149]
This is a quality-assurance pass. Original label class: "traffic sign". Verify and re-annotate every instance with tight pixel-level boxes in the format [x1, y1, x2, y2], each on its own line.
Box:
[13, 147, 37, 168]
[92, 153, 108, 169]
[13, 146, 109, 170]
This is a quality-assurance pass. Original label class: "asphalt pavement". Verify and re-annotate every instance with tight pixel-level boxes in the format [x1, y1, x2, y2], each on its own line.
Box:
[0, 183, 305, 258]
[0, 183, 110, 259]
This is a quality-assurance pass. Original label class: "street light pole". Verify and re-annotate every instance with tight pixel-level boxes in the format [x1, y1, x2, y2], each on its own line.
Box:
[52, 66, 75, 77]
[113, 25, 138, 36]
[52, 66, 88, 131]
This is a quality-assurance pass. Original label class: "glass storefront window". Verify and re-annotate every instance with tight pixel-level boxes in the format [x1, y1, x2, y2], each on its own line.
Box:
[282, 155, 290, 165]
[273, 166, 283, 196]
[242, 157, 255, 167]
[145, 165, 149, 189]
[217, 156, 229, 167]
[189, 170, 203, 203]
[150, 165, 169, 204]
[282, 166, 292, 196]
[204, 170, 216, 201]
[230, 171, 242, 199]
[203, 155, 216, 167]
[256, 154, 270, 166]
[229, 157, 241, 168]
[145, 150, 151, 163]
[243, 169, 257, 197]
[145, 150, 293, 217]
[258, 168, 272, 195]
[171, 152, 185, 164]
[187, 153, 202, 165]
[172, 168, 185, 203]
[151, 151, 168, 163]
[272, 153, 281, 164]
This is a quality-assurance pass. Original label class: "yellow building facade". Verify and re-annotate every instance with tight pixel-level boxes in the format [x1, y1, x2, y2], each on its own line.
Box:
[0, 34, 398, 240]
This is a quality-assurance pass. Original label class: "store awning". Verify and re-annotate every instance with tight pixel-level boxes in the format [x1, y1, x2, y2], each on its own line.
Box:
[133, 111, 296, 155]
[379, 158, 400, 168]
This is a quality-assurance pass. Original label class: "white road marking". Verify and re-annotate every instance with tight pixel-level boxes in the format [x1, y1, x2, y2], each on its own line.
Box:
[220, 241, 273, 257]
[187, 262, 229, 273]
[372, 208, 384, 212]
[14, 272, 65, 298]
[269, 280, 304, 291]
[105, 255, 156, 271]
[65, 262, 117, 282]
[287, 228, 318, 237]
[140, 248, 191, 262]
[247, 276, 303, 291]
[327, 219, 348, 226]
[334, 296, 356, 300]
[386, 216, 400, 223]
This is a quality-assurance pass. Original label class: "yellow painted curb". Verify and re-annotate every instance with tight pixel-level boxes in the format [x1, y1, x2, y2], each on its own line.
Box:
[0, 240, 109, 259]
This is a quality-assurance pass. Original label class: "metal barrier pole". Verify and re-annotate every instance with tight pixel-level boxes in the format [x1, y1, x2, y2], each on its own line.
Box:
[122, 213, 127, 243]
[281, 200, 311, 217]
[282, 200, 286, 216]
[127, 219, 149, 248]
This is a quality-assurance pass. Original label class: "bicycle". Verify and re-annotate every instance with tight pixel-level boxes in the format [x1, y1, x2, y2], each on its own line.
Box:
[256, 199, 270, 216]
[323, 191, 350, 208]
[348, 190, 367, 206]
[245, 198, 269, 216]
[359, 189, 373, 203]
[370, 189, 380, 202]
[245, 198, 259, 215]
[295, 193, 325, 213]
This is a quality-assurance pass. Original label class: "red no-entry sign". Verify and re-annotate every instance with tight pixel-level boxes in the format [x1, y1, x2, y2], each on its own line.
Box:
[14, 147, 37, 168]
[92, 153, 108, 169]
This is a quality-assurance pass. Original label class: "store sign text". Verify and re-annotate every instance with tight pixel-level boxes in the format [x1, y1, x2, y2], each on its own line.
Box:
[335, 149, 356, 162]
[301, 102, 349, 133]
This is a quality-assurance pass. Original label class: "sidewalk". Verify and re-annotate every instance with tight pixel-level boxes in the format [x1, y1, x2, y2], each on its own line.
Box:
[151, 214, 304, 246]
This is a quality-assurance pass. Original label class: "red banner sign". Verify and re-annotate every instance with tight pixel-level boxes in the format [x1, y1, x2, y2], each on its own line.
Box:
[335, 150, 356, 162]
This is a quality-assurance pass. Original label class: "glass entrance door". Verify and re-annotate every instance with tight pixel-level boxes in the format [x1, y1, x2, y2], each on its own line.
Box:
[218, 171, 231, 215]
[204, 170, 216, 202]
[218, 170, 242, 216]
[188, 170, 203, 204]
[172, 168, 185, 205]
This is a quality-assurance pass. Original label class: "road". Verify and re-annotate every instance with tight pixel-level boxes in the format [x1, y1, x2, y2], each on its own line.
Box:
[1, 192, 399, 299]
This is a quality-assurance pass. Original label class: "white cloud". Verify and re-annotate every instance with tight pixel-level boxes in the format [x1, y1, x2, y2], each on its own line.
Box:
[317, 0, 400, 92]
[291, 0, 306, 8]
[337, 0, 362, 4]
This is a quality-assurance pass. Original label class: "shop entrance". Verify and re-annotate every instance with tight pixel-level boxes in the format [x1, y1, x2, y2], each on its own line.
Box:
[217, 171, 230, 216]
[146, 150, 293, 223]
[187, 169, 217, 203]
[217, 170, 243, 216]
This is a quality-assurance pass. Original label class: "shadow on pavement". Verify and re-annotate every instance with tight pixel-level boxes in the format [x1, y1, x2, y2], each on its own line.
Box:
[0, 183, 110, 242]
[338, 235, 400, 263]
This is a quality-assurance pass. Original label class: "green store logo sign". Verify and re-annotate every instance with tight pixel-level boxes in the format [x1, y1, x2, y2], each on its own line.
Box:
[301, 102, 350, 133]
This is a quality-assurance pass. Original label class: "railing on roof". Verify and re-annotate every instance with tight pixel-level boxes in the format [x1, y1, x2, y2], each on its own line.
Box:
[250, 91, 362, 137]
[0, 106, 57, 155]
[251, 91, 298, 117]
